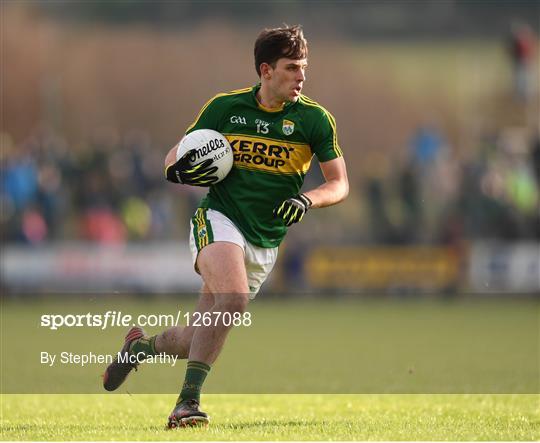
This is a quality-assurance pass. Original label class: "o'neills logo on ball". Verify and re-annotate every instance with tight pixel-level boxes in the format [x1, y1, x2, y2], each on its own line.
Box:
[189, 138, 226, 163]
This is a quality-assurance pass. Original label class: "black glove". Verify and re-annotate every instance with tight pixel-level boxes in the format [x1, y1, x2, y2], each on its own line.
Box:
[273, 194, 312, 226]
[165, 152, 218, 186]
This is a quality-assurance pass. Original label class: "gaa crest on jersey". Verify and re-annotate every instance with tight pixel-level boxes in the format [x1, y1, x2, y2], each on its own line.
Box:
[282, 119, 295, 135]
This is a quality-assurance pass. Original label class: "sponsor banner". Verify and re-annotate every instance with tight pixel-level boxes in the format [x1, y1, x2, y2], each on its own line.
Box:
[469, 242, 540, 293]
[1, 242, 201, 293]
[305, 246, 461, 291]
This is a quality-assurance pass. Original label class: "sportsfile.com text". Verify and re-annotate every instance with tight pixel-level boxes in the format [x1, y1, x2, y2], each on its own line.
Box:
[40, 311, 252, 330]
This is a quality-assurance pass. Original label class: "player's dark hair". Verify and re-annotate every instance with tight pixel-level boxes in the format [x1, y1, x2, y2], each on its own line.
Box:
[254, 25, 308, 77]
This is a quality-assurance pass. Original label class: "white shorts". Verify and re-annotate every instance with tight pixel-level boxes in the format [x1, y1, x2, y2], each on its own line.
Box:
[189, 208, 278, 297]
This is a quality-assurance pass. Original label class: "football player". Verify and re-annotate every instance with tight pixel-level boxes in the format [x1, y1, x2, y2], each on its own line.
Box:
[103, 25, 349, 428]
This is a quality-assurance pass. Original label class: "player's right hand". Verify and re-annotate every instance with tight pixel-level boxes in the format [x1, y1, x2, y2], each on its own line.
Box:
[165, 152, 219, 186]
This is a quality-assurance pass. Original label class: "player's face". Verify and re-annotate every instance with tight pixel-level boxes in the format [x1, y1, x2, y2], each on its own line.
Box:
[266, 58, 308, 103]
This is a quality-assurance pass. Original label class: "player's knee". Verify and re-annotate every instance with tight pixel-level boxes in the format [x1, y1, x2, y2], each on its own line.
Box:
[215, 292, 249, 315]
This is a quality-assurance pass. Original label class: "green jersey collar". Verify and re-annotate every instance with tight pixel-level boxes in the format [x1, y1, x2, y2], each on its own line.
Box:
[251, 84, 296, 113]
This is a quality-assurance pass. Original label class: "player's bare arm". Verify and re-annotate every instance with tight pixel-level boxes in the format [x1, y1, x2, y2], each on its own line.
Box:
[304, 157, 349, 208]
[164, 145, 177, 167]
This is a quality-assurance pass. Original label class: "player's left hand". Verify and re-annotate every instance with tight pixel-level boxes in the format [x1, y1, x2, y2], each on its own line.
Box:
[273, 194, 312, 226]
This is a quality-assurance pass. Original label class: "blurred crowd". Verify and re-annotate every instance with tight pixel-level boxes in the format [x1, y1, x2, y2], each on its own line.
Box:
[2, 122, 538, 247]
[1, 127, 204, 245]
[508, 22, 537, 103]
[363, 124, 539, 247]
[4, 3, 538, 249]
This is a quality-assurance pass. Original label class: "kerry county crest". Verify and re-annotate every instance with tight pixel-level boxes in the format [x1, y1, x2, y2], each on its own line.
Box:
[282, 119, 295, 135]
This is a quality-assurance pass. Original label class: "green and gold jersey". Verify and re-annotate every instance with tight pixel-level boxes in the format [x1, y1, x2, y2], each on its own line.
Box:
[186, 84, 342, 248]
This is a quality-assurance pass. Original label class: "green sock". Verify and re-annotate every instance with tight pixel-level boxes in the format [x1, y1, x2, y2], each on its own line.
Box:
[129, 335, 157, 358]
[177, 361, 211, 404]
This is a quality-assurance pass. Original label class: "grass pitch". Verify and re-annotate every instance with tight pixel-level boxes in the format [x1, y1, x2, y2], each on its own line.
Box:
[1, 394, 539, 441]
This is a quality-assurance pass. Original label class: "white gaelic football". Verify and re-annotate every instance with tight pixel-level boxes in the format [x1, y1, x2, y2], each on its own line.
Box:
[176, 129, 233, 183]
